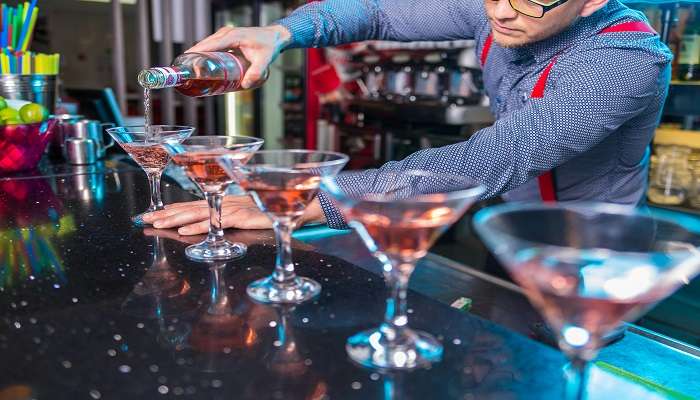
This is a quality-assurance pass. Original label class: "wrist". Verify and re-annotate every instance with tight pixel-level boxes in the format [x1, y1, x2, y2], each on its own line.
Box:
[300, 198, 327, 226]
[268, 24, 292, 52]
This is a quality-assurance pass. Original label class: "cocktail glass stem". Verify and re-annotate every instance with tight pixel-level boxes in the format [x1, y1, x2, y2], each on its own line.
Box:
[381, 260, 412, 336]
[147, 171, 164, 212]
[184, 191, 246, 262]
[565, 358, 590, 400]
[345, 256, 441, 369]
[272, 218, 297, 285]
[205, 192, 226, 247]
[246, 216, 321, 304]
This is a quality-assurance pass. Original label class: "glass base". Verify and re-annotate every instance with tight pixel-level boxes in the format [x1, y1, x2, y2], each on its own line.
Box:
[346, 326, 443, 370]
[247, 276, 321, 304]
[185, 240, 247, 262]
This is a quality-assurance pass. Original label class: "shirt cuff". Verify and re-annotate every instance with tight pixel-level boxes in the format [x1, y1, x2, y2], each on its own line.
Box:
[275, 12, 317, 49]
[317, 191, 349, 230]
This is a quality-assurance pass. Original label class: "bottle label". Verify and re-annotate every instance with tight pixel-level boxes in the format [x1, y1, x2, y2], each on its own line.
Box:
[679, 34, 700, 65]
[155, 67, 182, 86]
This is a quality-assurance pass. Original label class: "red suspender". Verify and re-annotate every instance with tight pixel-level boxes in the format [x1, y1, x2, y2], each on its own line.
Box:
[531, 57, 559, 202]
[598, 21, 656, 35]
[480, 34, 494, 68]
[479, 21, 655, 202]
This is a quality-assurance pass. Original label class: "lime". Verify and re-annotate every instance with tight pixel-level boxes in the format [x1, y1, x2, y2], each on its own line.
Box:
[0, 96, 7, 110]
[19, 103, 48, 124]
[0, 107, 20, 122]
[3, 118, 23, 125]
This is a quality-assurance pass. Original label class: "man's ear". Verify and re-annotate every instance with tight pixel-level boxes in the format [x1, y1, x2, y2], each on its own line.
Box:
[579, 0, 609, 17]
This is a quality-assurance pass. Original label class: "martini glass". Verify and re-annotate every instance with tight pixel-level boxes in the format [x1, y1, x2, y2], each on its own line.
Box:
[163, 135, 264, 262]
[218, 150, 349, 304]
[321, 170, 485, 369]
[473, 203, 700, 399]
[106, 125, 194, 225]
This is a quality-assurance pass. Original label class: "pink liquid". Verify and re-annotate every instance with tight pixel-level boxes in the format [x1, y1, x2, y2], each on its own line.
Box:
[512, 262, 662, 350]
[239, 172, 320, 218]
[121, 143, 170, 174]
[350, 206, 457, 261]
[172, 151, 251, 193]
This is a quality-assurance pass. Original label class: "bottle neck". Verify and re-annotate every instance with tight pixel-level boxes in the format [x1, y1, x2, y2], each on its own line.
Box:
[138, 67, 189, 89]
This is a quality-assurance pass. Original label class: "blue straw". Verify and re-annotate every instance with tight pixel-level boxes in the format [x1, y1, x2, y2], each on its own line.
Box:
[2, 6, 8, 49]
[18, 0, 36, 51]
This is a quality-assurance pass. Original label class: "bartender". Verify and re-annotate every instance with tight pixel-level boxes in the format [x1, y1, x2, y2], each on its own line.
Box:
[143, 0, 672, 233]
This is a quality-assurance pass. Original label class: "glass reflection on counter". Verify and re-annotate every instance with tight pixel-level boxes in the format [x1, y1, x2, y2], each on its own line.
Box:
[0, 177, 75, 289]
[50, 163, 122, 208]
[122, 231, 197, 318]
[186, 263, 263, 372]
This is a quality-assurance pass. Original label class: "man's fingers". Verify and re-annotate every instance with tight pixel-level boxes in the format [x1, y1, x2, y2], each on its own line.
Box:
[225, 208, 273, 230]
[143, 204, 207, 223]
[187, 26, 241, 53]
[176, 208, 272, 235]
[152, 207, 211, 229]
[178, 220, 211, 236]
[241, 52, 272, 89]
[163, 200, 207, 209]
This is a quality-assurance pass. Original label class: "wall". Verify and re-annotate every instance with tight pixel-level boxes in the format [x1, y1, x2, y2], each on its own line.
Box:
[40, 0, 140, 91]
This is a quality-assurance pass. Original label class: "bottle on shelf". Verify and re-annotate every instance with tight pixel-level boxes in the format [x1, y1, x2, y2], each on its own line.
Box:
[679, 15, 700, 81]
[138, 49, 269, 97]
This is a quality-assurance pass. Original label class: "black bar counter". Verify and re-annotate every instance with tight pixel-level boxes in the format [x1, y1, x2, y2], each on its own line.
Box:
[0, 159, 698, 400]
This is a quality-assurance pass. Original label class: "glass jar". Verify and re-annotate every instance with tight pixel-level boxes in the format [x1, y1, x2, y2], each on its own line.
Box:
[647, 146, 694, 206]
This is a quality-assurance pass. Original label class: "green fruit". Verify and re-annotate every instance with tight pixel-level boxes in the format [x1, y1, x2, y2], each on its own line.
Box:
[19, 103, 48, 124]
[0, 97, 7, 110]
[0, 107, 19, 122]
[3, 118, 23, 125]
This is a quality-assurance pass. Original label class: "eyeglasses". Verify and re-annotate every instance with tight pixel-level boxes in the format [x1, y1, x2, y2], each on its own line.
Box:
[507, 0, 570, 18]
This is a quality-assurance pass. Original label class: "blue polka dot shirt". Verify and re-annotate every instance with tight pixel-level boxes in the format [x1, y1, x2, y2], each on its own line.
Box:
[277, 0, 673, 229]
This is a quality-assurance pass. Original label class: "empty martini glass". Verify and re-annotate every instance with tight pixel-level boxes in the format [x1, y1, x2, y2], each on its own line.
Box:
[218, 150, 349, 304]
[163, 136, 264, 262]
[473, 203, 700, 399]
[321, 170, 485, 370]
[106, 125, 194, 225]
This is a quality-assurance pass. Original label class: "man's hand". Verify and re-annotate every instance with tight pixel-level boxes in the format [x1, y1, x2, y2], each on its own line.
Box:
[142, 195, 326, 236]
[187, 25, 291, 89]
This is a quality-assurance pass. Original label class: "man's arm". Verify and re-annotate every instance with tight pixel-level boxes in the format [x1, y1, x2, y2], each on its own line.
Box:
[318, 47, 671, 228]
[277, 0, 488, 49]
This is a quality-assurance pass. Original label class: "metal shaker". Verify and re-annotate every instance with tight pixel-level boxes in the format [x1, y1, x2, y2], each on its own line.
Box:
[64, 137, 97, 165]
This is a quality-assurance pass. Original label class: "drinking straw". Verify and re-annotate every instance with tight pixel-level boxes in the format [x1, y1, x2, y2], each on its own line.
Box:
[22, 7, 37, 52]
[6, 52, 14, 74]
[15, 3, 22, 49]
[0, 5, 4, 48]
[6, 6, 12, 50]
[18, 0, 35, 51]
[22, 52, 29, 74]
[1, 5, 7, 49]
[1, 53, 8, 74]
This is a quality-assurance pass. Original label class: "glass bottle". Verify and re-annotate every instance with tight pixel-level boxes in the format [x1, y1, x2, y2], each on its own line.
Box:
[647, 146, 694, 205]
[679, 16, 700, 81]
[138, 49, 269, 97]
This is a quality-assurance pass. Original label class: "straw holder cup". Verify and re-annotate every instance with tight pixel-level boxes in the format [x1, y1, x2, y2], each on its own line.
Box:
[0, 74, 57, 113]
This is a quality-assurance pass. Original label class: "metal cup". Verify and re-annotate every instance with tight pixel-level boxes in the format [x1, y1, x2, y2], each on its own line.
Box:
[64, 137, 97, 165]
[48, 114, 84, 160]
[62, 119, 115, 158]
